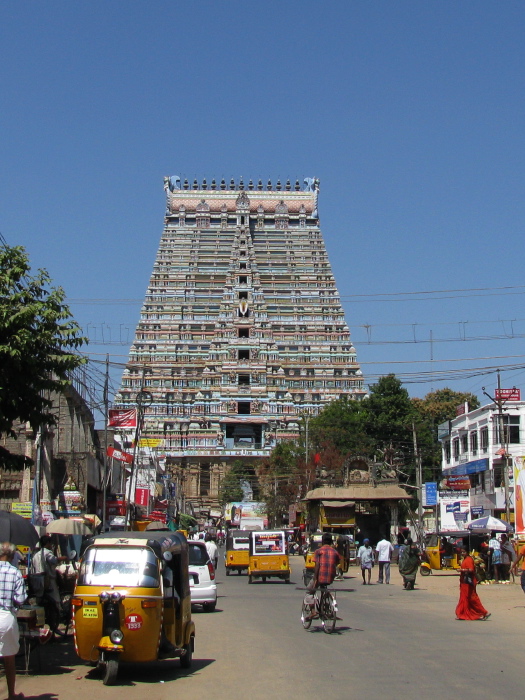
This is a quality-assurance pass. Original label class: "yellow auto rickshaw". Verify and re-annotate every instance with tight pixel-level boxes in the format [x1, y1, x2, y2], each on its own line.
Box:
[419, 531, 486, 579]
[224, 529, 250, 576]
[247, 530, 291, 584]
[72, 531, 195, 685]
[303, 533, 323, 586]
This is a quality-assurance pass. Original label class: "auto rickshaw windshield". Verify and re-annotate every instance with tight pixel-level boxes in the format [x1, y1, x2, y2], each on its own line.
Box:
[308, 536, 323, 552]
[78, 547, 160, 587]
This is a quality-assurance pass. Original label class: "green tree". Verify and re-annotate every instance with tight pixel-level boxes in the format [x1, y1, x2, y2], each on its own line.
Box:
[0, 244, 86, 465]
[218, 459, 249, 506]
[309, 395, 371, 456]
[412, 388, 480, 427]
[412, 388, 481, 480]
[365, 374, 415, 459]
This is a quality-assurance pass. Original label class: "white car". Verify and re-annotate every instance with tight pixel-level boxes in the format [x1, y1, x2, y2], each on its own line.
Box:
[188, 541, 217, 612]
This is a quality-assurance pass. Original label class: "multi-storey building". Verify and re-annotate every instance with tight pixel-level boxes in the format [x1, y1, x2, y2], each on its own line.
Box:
[0, 380, 105, 516]
[114, 176, 366, 514]
[439, 398, 525, 525]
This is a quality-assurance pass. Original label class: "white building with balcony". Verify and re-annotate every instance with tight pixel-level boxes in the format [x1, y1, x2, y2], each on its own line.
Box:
[439, 400, 525, 524]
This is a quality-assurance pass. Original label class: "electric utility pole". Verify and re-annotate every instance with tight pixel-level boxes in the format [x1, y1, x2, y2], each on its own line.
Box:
[482, 372, 514, 524]
[412, 422, 424, 539]
[102, 354, 109, 532]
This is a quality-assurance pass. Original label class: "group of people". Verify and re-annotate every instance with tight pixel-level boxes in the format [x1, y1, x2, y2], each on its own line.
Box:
[0, 534, 73, 699]
[309, 531, 502, 623]
[479, 532, 516, 582]
[356, 537, 398, 585]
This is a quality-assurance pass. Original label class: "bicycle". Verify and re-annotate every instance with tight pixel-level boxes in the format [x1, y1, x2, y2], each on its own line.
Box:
[301, 584, 338, 634]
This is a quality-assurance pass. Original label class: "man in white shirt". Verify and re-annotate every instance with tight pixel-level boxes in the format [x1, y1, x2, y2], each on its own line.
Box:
[375, 537, 394, 584]
[205, 535, 219, 571]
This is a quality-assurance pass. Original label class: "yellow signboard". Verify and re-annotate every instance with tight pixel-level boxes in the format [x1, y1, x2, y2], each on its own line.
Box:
[139, 439, 162, 448]
[11, 502, 33, 519]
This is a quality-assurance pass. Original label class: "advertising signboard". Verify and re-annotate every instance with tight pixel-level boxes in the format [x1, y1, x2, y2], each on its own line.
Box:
[495, 388, 521, 402]
[252, 531, 285, 555]
[10, 502, 33, 519]
[107, 446, 133, 464]
[108, 409, 137, 428]
[513, 456, 525, 536]
[225, 501, 267, 528]
[423, 483, 438, 507]
[443, 475, 472, 491]
[439, 490, 470, 532]
[135, 488, 149, 507]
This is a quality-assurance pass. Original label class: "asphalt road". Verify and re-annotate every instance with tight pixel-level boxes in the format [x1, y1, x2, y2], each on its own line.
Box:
[4, 555, 523, 700]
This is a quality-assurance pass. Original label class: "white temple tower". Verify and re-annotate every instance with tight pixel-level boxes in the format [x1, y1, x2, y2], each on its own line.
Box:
[114, 176, 365, 515]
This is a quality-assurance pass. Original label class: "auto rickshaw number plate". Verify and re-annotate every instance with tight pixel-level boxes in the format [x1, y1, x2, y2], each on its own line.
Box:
[125, 614, 143, 630]
[83, 607, 99, 618]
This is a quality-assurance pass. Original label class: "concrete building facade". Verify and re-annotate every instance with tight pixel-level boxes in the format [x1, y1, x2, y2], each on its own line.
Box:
[0, 380, 105, 517]
[439, 398, 525, 525]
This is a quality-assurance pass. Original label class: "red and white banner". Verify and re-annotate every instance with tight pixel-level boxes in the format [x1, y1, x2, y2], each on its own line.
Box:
[109, 409, 137, 428]
[495, 388, 521, 402]
[106, 446, 133, 464]
[135, 488, 149, 507]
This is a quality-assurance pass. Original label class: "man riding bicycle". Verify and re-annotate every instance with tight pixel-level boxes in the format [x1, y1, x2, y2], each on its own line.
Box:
[304, 533, 340, 620]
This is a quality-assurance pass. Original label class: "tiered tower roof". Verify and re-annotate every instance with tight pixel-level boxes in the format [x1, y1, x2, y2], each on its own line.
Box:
[115, 176, 364, 496]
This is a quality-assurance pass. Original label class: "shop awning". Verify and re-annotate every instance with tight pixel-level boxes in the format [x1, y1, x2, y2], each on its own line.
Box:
[321, 500, 355, 508]
[442, 458, 489, 476]
[305, 485, 410, 501]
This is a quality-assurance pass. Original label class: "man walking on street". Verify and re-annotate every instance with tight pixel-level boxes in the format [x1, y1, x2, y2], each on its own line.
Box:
[357, 538, 375, 585]
[376, 536, 394, 584]
[0, 541, 27, 700]
[205, 534, 219, 571]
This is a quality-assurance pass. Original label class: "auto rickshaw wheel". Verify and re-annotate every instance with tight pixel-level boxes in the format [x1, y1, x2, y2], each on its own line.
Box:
[248, 575, 253, 584]
[102, 658, 119, 686]
[420, 565, 431, 577]
[180, 637, 193, 669]
[225, 568, 230, 576]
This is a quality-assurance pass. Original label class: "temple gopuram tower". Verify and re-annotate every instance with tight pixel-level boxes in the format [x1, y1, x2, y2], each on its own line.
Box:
[114, 176, 365, 516]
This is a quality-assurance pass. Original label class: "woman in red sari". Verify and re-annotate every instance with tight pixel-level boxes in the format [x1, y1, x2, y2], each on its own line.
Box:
[456, 546, 491, 620]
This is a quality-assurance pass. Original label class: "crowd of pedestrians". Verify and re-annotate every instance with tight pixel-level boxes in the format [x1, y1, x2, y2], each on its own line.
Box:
[322, 528, 525, 622]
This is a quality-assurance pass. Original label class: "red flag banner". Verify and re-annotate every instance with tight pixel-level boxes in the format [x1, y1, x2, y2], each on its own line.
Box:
[135, 488, 149, 507]
[109, 409, 137, 428]
[106, 446, 133, 464]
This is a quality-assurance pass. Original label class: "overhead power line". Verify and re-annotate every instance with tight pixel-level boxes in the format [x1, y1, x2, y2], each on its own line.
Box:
[65, 283, 525, 306]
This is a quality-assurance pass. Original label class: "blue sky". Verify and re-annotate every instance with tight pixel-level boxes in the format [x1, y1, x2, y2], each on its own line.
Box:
[2, 2, 525, 423]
